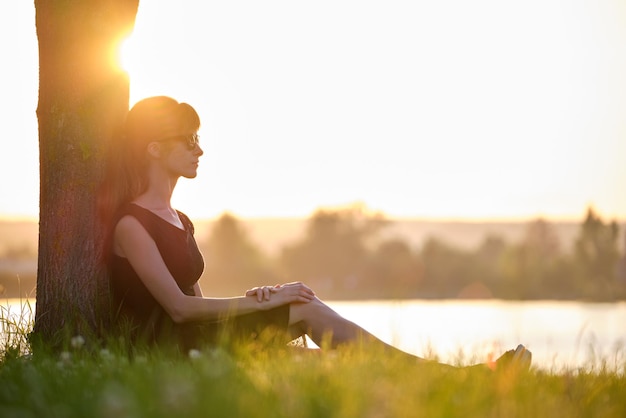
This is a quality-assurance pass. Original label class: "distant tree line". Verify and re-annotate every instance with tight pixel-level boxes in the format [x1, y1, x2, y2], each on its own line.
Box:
[198, 206, 626, 301]
[1, 206, 624, 301]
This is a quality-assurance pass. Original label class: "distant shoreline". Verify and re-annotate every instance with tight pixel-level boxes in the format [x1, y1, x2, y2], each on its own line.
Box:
[2, 215, 623, 255]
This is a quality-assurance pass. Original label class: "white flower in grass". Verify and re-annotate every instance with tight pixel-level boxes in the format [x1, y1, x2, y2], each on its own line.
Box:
[70, 335, 85, 349]
[188, 349, 202, 360]
[99, 348, 113, 360]
[57, 351, 71, 368]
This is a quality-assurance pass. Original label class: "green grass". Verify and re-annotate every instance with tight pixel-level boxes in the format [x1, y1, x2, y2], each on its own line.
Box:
[1, 304, 625, 418]
[0, 298, 32, 359]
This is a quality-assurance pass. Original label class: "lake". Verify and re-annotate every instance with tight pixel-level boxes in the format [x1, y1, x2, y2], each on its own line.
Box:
[3, 299, 625, 371]
[325, 299, 626, 371]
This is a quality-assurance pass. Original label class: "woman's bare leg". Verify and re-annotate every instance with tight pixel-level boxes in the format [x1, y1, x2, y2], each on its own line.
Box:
[288, 298, 427, 362]
[287, 298, 532, 371]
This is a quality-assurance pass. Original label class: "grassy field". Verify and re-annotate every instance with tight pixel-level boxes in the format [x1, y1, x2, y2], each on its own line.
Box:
[1, 302, 625, 418]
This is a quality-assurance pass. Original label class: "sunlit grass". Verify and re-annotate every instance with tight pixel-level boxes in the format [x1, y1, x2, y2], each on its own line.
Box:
[0, 297, 33, 359]
[0, 302, 625, 418]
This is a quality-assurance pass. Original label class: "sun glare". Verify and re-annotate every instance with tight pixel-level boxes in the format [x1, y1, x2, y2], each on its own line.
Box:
[117, 33, 160, 106]
[118, 35, 136, 76]
[115, 26, 188, 107]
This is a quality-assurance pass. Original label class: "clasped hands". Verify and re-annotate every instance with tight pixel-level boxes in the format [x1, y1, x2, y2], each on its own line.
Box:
[245, 282, 316, 305]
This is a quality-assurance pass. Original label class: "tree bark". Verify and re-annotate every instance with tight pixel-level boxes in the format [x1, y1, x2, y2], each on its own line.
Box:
[34, 0, 139, 342]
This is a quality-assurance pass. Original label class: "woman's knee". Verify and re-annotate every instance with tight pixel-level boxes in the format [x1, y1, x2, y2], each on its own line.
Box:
[288, 297, 336, 326]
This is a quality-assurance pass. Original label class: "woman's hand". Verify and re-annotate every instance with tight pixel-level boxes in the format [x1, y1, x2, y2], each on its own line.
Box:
[245, 282, 316, 307]
[245, 285, 280, 303]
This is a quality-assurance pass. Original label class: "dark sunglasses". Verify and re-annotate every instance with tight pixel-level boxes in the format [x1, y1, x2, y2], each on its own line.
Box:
[157, 133, 200, 150]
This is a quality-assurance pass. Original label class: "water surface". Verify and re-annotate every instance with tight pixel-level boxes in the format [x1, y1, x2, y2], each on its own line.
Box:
[326, 299, 626, 370]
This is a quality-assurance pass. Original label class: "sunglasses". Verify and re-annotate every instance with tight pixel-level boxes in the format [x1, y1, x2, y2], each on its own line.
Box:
[157, 133, 200, 150]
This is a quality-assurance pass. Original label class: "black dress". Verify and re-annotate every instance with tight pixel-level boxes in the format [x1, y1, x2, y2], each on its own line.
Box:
[109, 203, 291, 350]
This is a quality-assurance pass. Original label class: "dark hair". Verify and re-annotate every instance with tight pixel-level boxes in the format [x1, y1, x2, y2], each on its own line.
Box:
[98, 96, 200, 233]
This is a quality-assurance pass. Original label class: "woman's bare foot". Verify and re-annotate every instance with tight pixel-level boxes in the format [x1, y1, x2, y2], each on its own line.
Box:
[492, 344, 532, 371]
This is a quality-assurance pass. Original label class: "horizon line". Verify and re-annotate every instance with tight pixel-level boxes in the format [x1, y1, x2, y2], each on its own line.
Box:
[2, 213, 625, 224]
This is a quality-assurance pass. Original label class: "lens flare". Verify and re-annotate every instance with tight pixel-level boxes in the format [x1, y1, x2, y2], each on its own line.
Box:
[118, 34, 136, 75]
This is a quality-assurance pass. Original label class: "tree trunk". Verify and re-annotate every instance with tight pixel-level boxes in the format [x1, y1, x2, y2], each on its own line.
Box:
[34, 0, 139, 343]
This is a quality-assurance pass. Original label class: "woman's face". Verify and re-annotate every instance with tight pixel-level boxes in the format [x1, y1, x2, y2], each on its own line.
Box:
[157, 132, 204, 179]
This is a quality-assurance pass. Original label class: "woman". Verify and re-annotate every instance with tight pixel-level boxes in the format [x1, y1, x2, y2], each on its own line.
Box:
[102, 96, 531, 369]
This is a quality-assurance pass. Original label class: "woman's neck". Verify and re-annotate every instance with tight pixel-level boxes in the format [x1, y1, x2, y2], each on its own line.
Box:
[132, 158, 184, 225]
[132, 185, 183, 229]
[133, 177, 178, 211]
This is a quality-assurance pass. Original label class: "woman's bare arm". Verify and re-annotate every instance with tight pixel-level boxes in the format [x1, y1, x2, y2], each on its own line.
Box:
[114, 215, 315, 323]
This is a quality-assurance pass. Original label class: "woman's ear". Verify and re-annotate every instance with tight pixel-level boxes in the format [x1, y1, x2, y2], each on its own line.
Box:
[146, 142, 162, 158]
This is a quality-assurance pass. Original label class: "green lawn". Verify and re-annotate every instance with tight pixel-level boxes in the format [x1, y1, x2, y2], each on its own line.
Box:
[1, 303, 625, 418]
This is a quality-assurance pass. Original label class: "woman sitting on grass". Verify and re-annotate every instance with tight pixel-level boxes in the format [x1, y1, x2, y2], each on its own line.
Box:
[100, 95, 531, 370]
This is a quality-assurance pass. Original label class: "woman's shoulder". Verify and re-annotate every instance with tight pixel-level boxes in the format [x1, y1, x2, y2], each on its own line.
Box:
[114, 213, 147, 238]
[113, 203, 157, 233]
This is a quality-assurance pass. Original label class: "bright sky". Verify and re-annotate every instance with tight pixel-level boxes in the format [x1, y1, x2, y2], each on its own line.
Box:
[1, 0, 625, 221]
